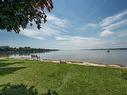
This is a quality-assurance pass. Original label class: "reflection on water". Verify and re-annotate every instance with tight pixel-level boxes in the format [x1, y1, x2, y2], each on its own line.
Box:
[0, 51, 51, 57]
[1, 50, 127, 66]
[0, 52, 10, 57]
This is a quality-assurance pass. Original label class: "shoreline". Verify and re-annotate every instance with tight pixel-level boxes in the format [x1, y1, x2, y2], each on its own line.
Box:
[43, 59, 126, 68]
[8, 56, 126, 68]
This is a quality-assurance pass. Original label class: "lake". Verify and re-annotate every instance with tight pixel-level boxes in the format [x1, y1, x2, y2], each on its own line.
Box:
[10, 50, 127, 66]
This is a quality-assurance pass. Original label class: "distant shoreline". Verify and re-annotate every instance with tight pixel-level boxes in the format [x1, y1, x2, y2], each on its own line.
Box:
[82, 48, 127, 50]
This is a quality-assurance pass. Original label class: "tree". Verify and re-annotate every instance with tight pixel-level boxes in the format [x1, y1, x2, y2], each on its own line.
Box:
[0, 0, 53, 33]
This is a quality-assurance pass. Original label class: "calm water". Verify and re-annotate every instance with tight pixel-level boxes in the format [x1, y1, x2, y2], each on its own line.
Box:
[10, 50, 127, 66]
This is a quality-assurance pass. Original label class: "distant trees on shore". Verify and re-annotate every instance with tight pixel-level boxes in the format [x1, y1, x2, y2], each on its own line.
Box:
[0, 46, 59, 54]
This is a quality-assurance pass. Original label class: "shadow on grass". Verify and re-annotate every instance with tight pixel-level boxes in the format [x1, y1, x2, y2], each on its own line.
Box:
[0, 59, 8, 62]
[0, 59, 24, 67]
[0, 62, 22, 67]
[0, 83, 58, 95]
[0, 59, 8, 66]
[0, 67, 26, 76]
[0, 59, 26, 76]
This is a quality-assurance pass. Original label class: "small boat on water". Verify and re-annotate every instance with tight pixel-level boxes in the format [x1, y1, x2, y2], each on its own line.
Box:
[107, 49, 110, 53]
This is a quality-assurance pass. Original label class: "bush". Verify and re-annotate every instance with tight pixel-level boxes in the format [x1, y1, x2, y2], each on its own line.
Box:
[122, 70, 127, 80]
[0, 83, 38, 95]
[0, 83, 58, 95]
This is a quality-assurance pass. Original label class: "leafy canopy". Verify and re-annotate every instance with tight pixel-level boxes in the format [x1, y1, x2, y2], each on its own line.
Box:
[0, 0, 53, 33]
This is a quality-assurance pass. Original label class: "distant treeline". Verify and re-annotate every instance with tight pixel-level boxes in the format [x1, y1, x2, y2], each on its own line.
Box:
[0, 46, 59, 54]
[83, 48, 127, 50]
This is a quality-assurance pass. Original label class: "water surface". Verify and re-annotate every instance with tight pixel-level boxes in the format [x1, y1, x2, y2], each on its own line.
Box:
[11, 50, 127, 66]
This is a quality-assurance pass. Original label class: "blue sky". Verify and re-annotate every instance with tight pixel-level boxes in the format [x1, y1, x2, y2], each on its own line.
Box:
[0, 0, 127, 49]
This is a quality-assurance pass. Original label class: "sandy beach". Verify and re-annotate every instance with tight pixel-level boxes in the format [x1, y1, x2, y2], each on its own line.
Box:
[9, 56, 126, 68]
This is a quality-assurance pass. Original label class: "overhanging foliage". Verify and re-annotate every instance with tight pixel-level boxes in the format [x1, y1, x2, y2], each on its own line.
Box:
[0, 0, 53, 33]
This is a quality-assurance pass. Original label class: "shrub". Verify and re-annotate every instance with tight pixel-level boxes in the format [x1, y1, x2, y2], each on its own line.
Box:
[0, 83, 58, 95]
[121, 70, 127, 80]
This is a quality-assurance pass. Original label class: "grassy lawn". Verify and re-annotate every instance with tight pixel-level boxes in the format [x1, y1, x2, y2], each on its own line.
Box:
[0, 58, 127, 95]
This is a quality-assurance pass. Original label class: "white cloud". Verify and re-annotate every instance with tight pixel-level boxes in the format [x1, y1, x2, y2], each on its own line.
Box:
[99, 9, 127, 37]
[55, 36, 107, 49]
[87, 23, 98, 27]
[56, 36, 99, 41]
[55, 36, 69, 41]
[55, 35, 127, 49]
[102, 19, 127, 30]
[100, 30, 114, 37]
[79, 23, 98, 32]
[47, 14, 70, 28]
[79, 9, 127, 37]
[100, 10, 127, 27]
[20, 14, 70, 40]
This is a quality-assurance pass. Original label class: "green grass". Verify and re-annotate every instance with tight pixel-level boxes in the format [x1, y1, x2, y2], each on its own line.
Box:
[0, 58, 127, 95]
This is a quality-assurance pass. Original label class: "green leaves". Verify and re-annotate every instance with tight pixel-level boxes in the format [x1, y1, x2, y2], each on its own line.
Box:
[0, 84, 58, 95]
[121, 70, 127, 80]
[0, 84, 39, 95]
[0, 0, 53, 33]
